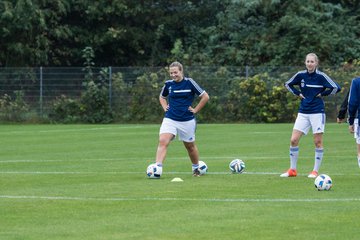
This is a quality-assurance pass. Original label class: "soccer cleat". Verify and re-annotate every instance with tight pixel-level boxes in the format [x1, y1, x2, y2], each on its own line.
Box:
[192, 168, 201, 177]
[280, 168, 297, 177]
[307, 170, 318, 178]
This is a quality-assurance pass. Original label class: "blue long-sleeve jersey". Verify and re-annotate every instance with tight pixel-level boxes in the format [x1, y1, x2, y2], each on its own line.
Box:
[348, 77, 360, 125]
[285, 69, 341, 114]
[160, 77, 205, 121]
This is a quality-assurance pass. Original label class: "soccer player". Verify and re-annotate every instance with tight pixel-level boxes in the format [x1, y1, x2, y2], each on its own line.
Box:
[336, 86, 360, 167]
[154, 61, 209, 176]
[347, 77, 360, 168]
[281, 53, 341, 178]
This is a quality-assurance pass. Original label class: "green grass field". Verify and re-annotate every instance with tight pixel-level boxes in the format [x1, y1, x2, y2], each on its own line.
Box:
[0, 123, 359, 240]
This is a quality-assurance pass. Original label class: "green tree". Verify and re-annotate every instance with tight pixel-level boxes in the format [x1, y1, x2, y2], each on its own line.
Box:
[1, 0, 360, 67]
[200, 0, 360, 66]
[0, 0, 72, 66]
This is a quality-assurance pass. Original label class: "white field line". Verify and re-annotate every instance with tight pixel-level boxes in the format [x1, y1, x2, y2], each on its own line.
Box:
[0, 171, 118, 174]
[0, 154, 353, 163]
[0, 195, 359, 203]
[1, 125, 155, 135]
[0, 171, 348, 176]
[0, 156, 289, 163]
[0, 157, 289, 163]
[0, 171, 258, 175]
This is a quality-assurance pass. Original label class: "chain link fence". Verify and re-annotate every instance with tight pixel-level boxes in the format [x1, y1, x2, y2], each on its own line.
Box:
[0, 66, 355, 123]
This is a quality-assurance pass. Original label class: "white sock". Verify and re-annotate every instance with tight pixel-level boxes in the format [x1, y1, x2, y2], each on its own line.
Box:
[357, 157, 360, 167]
[313, 148, 324, 172]
[192, 164, 199, 171]
[290, 146, 299, 169]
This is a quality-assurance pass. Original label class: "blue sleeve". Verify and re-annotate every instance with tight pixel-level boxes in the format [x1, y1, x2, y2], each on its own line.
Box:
[160, 82, 169, 98]
[284, 72, 302, 96]
[320, 73, 341, 96]
[348, 78, 360, 125]
[188, 78, 204, 96]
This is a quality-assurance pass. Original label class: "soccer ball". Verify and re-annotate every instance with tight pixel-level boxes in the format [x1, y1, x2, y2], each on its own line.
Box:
[229, 159, 245, 173]
[314, 174, 332, 191]
[198, 161, 208, 175]
[146, 163, 162, 179]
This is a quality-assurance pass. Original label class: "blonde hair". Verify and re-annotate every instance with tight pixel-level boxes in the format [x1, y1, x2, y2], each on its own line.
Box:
[305, 53, 319, 64]
[169, 61, 183, 72]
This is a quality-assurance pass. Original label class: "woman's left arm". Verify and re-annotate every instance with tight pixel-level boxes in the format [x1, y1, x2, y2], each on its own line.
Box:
[189, 92, 210, 114]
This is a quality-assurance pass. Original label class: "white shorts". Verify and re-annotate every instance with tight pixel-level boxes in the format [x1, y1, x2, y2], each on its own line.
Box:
[159, 118, 196, 142]
[293, 113, 325, 135]
[353, 119, 360, 144]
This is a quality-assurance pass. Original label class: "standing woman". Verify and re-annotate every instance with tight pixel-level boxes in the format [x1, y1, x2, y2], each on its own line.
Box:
[281, 53, 341, 178]
[337, 83, 360, 167]
[154, 61, 209, 176]
[347, 77, 360, 168]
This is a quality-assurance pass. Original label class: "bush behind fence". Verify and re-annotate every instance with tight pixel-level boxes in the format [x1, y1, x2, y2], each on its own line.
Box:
[0, 65, 358, 123]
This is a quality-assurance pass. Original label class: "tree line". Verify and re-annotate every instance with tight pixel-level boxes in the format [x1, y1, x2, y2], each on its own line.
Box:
[1, 0, 359, 68]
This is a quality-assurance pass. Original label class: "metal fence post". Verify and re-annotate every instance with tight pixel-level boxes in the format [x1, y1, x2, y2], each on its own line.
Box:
[108, 66, 112, 110]
[39, 66, 43, 116]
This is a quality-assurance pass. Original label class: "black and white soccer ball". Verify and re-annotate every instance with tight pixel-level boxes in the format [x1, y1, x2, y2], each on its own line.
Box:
[229, 159, 245, 173]
[146, 163, 162, 179]
[314, 174, 332, 191]
[198, 161, 208, 175]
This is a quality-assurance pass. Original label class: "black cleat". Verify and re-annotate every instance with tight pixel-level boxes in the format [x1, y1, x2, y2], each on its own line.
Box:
[192, 168, 201, 177]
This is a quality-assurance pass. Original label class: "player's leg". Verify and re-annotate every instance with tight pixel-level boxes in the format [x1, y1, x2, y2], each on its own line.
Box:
[309, 113, 325, 178]
[280, 113, 309, 177]
[183, 141, 199, 165]
[309, 133, 323, 178]
[155, 133, 174, 165]
[356, 144, 360, 168]
[183, 141, 201, 176]
[280, 129, 302, 177]
[354, 119, 360, 168]
[155, 118, 176, 167]
[289, 129, 303, 167]
[178, 119, 200, 176]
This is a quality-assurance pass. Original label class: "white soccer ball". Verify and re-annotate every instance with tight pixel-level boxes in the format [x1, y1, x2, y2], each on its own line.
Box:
[229, 159, 245, 173]
[314, 174, 332, 191]
[146, 163, 162, 179]
[198, 161, 208, 175]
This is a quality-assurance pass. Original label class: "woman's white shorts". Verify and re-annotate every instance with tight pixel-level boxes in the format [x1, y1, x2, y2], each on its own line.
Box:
[293, 113, 325, 135]
[353, 119, 360, 144]
[159, 118, 196, 142]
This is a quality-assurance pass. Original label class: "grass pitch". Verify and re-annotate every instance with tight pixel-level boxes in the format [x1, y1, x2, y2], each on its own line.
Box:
[0, 123, 359, 240]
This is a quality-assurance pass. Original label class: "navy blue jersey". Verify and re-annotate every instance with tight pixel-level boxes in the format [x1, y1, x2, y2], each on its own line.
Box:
[160, 77, 205, 121]
[285, 69, 341, 114]
[348, 77, 360, 125]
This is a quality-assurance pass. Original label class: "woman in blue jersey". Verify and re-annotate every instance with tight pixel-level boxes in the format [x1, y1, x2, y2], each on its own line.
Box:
[281, 53, 341, 178]
[348, 77, 360, 168]
[154, 61, 209, 176]
[336, 87, 360, 167]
